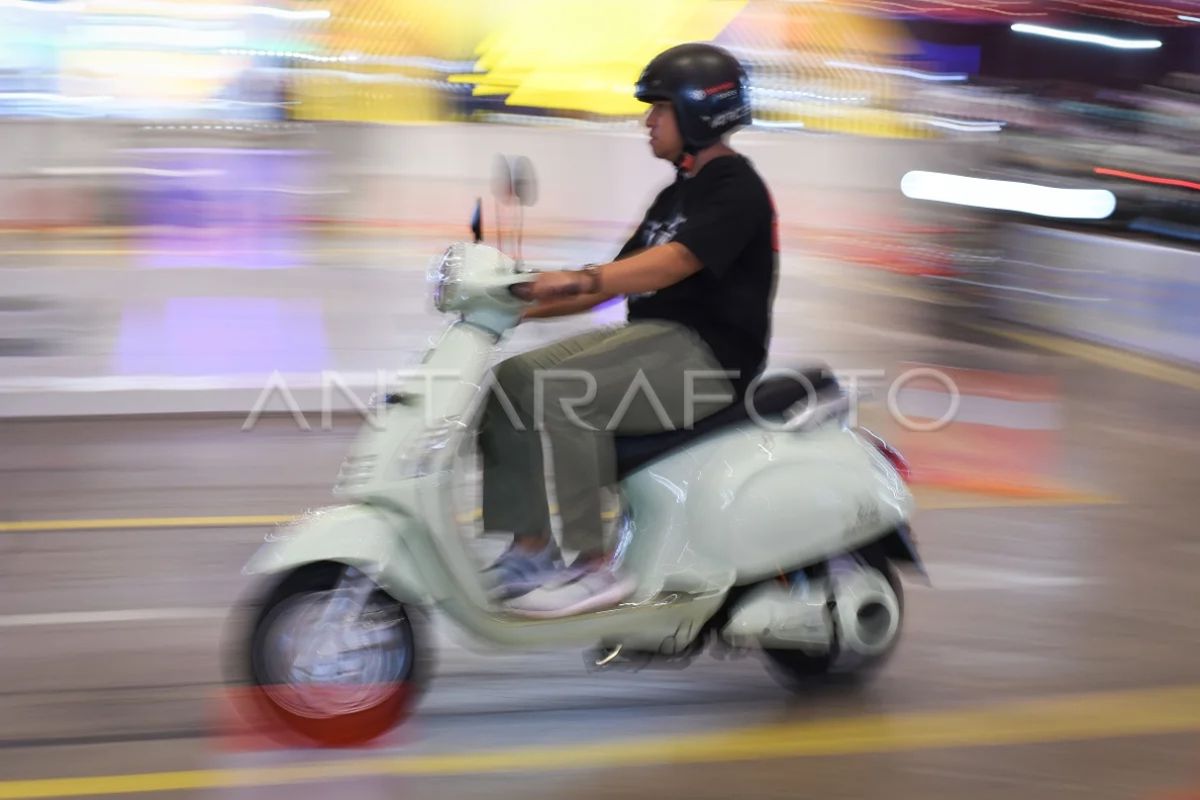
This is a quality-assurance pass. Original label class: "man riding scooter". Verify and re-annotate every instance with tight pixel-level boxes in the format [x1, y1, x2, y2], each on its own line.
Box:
[238, 45, 918, 740]
[480, 42, 781, 618]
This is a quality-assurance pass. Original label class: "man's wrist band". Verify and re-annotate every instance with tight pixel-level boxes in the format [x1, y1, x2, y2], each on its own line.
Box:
[581, 265, 602, 294]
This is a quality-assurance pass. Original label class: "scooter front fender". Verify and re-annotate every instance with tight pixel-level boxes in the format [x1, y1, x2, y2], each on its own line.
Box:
[242, 504, 431, 605]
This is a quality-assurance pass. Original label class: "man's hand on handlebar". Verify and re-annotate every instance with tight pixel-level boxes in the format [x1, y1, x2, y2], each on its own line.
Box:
[509, 270, 588, 302]
[511, 268, 612, 321]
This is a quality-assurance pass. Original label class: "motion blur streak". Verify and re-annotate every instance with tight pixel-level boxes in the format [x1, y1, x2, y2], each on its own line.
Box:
[1094, 166, 1200, 192]
[3, 3, 1200, 800]
[0, 684, 1198, 799]
[900, 171, 1118, 219]
[1010, 22, 1163, 49]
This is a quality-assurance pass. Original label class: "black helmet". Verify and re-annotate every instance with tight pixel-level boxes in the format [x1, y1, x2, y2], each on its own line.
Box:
[635, 42, 752, 153]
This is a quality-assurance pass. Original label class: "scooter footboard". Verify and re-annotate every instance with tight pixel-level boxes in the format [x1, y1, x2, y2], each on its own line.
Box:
[242, 504, 431, 604]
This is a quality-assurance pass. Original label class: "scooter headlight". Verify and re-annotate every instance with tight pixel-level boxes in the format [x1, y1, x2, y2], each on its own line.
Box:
[430, 243, 466, 312]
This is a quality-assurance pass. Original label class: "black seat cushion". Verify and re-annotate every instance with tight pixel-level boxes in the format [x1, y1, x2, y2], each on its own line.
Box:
[614, 365, 838, 479]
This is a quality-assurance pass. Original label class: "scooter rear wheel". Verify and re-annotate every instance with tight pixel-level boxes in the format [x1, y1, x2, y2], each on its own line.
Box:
[763, 552, 903, 686]
[245, 562, 426, 747]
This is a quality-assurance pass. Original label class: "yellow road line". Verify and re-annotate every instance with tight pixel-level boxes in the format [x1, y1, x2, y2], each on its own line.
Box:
[0, 515, 294, 533]
[977, 325, 1200, 393]
[915, 489, 1120, 511]
[0, 488, 1121, 534]
[1, 683, 1198, 798]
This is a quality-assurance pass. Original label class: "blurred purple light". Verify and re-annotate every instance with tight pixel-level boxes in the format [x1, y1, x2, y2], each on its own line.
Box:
[113, 297, 329, 375]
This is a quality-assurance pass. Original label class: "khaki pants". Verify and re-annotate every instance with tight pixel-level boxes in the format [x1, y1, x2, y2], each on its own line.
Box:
[479, 320, 735, 554]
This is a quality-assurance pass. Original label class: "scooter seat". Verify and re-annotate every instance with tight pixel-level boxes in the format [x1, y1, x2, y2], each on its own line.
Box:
[613, 365, 839, 479]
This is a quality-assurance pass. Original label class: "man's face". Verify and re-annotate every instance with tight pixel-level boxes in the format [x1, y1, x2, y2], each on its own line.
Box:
[646, 101, 684, 163]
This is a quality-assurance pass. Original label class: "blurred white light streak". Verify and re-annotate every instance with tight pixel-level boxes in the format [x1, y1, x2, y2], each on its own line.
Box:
[78, 61, 248, 79]
[247, 186, 348, 195]
[826, 60, 967, 82]
[479, 112, 634, 128]
[130, 1, 331, 20]
[1011, 23, 1161, 49]
[1007, 259, 1105, 274]
[0, 0, 330, 20]
[262, 67, 464, 90]
[0, 0, 72, 10]
[216, 99, 298, 108]
[912, 564, 1092, 591]
[928, 274, 1110, 303]
[922, 117, 1005, 132]
[751, 120, 806, 129]
[367, 55, 479, 71]
[38, 167, 224, 177]
[221, 48, 357, 63]
[900, 171, 1117, 219]
[0, 608, 225, 627]
[83, 24, 246, 48]
[119, 147, 314, 155]
[0, 92, 114, 104]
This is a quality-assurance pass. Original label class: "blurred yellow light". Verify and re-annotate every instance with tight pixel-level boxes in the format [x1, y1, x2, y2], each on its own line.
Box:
[459, 0, 747, 115]
[293, 0, 484, 123]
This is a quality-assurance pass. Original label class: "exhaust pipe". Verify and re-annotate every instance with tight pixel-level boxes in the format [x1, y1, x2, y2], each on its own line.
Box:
[721, 579, 835, 654]
[722, 562, 901, 658]
[830, 564, 900, 657]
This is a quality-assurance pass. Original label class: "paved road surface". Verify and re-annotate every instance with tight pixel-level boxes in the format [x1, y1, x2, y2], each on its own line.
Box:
[0, 237, 1197, 800]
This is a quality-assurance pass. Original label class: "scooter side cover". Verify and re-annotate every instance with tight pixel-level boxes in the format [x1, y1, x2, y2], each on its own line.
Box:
[621, 423, 913, 587]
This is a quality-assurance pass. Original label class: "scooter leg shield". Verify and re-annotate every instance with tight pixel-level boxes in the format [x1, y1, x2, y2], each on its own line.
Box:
[242, 504, 431, 605]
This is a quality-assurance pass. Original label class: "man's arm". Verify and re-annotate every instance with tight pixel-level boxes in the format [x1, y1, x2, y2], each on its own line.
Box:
[521, 291, 616, 320]
[518, 243, 702, 305]
[592, 242, 701, 296]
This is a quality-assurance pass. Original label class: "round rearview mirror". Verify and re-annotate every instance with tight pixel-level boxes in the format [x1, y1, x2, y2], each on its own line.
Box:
[491, 154, 515, 205]
[511, 156, 538, 207]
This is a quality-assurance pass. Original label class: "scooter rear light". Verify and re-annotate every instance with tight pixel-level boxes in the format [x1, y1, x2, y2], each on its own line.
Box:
[878, 442, 911, 483]
[858, 428, 911, 483]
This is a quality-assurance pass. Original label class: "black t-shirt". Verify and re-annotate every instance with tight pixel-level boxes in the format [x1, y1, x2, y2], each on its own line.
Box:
[617, 154, 778, 395]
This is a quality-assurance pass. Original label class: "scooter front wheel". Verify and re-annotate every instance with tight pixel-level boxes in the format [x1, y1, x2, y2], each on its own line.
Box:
[245, 562, 427, 747]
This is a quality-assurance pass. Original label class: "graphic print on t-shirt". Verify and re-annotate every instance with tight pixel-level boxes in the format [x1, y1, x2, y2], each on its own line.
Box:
[631, 211, 686, 300]
[642, 212, 687, 248]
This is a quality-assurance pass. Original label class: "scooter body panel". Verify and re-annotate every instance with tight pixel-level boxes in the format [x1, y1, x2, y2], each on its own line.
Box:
[620, 421, 913, 594]
[244, 502, 729, 653]
[240, 243, 918, 660]
[243, 504, 433, 605]
[332, 321, 497, 504]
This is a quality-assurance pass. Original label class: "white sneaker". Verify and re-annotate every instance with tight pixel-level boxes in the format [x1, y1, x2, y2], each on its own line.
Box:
[481, 540, 564, 601]
[504, 565, 636, 619]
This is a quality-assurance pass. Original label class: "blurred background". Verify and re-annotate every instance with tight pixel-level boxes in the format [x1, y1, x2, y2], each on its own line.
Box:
[1, 1, 1199, 799]
[1, 0, 1198, 401]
